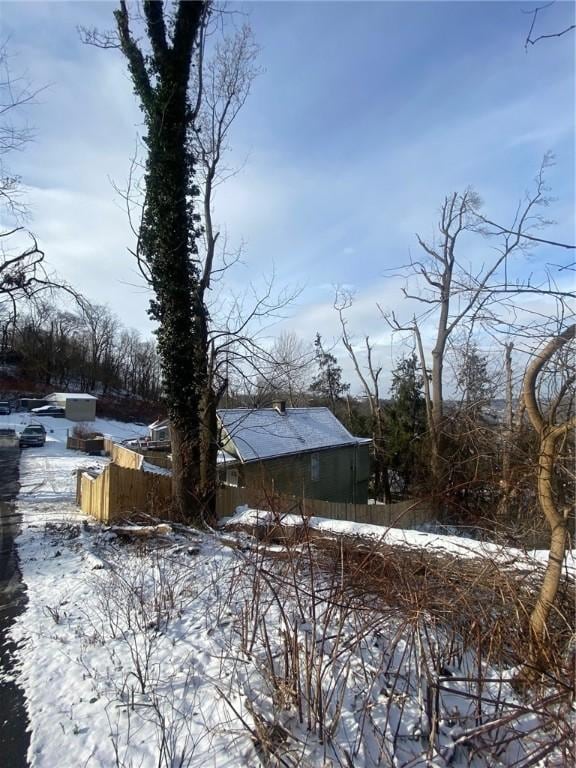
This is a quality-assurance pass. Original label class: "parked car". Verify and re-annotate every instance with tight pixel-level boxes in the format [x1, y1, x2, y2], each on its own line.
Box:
[30, 405, 65, 417]
[20, 424, 47, 447]
[0, 427, 19, 449]
[0, 401, 10, 415]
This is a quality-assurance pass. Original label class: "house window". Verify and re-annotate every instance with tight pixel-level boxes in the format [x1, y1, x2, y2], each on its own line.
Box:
[310, 453, 320, 482]
[226, 468, 239, 487]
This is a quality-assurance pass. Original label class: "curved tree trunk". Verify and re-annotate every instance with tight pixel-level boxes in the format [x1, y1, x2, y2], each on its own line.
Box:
[528, 431, 569, 652]
[520, 324, 575, 678]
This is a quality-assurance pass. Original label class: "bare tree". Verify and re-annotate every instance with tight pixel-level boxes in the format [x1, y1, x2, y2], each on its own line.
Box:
[256, 331, 313, 406]
[498, 340, 516, 519]
[521, 323, 575, 675]
[0, 43, 81, 351]
[336, 293, 392, 503]
[190, 21, 262, 510]
[80, 302, 118, 390]
[384, 157, 570, 507]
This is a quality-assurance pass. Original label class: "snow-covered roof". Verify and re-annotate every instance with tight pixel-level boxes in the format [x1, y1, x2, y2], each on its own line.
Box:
[217, 407, 370, 463]
[217, 450, 238, 465]
[46, 392, 97, 401]
[148, 418, 169, 430]
[146, 409, 371, 463]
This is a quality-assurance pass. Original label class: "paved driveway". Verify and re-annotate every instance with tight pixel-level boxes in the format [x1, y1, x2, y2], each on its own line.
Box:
[0, 446, 29, 767]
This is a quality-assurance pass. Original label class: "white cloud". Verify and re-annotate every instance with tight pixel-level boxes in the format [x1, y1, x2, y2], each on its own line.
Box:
[1, 0, 572, 374]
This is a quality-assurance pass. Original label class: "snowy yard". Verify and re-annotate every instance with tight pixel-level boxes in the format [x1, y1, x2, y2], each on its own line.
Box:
[4, 421, 575, 767]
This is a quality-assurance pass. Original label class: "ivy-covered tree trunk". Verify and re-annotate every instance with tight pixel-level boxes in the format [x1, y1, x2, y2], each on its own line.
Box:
[199, 385, 219, 521]
[114, 1, 208, 521]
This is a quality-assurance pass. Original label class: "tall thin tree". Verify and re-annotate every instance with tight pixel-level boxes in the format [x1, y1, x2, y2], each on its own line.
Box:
[100, 1, 211, 520]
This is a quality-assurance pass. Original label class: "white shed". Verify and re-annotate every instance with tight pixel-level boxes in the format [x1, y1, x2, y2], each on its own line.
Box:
[46, 393, 97, 421]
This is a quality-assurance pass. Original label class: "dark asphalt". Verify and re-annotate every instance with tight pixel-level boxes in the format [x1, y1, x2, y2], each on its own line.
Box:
[0, 447, 30, 767]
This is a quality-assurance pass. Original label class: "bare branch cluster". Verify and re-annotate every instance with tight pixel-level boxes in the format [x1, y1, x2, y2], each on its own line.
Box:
[0, 43, 82, 331]
[524, 1, 575, 49]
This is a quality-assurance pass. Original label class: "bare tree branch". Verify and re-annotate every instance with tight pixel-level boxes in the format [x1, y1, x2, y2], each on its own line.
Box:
[524, 1, 575, 49]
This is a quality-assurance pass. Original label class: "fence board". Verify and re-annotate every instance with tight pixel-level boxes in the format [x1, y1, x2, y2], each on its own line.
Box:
[101, 439, 144, 470]
[143, 453, 172, 471]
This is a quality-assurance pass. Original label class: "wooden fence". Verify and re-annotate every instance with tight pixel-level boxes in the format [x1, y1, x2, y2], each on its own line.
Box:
[77, 463, 172, 523]
[215, 485, 432, 528]
[102, 438, 145, 470]
[67, 435, 105, 454]
[77, 459, 432, 530]
[142, 452, 172, 471]
[101, 439, 172, 471]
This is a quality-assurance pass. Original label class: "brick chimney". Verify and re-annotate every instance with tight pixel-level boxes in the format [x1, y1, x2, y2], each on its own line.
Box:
[272, 399, 287, 414]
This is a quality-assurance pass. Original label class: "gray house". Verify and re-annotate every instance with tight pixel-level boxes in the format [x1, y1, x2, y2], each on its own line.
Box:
[149, 404, 371, 504]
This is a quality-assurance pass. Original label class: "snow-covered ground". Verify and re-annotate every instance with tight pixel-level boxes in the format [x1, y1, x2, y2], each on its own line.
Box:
[4, 424, 574, 767]
[226, 507, 576, 576]
[7, 430, 262, 767]
[0, 411, 149, 445]
[0, 412, 148, 504]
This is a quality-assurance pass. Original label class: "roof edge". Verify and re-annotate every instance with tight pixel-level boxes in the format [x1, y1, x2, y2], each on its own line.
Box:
[239, 438, 372, 464]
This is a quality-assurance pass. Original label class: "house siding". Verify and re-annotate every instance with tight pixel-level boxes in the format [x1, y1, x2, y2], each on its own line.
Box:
[64, 398, 97, 421]
[238, 443, 370, 504]
[150, 425, 170, 442]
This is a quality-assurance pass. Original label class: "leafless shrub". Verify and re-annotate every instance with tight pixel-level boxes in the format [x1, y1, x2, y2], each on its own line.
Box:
[142, 671, 211, 768]
[43, 520, 81, 539]
[228, 520, 575, 766]
[79, 547, 199, 694]
[44, 604, 62, 624]
[104, 700, 136, 768]
[72, 422, 102, 440]
[50, 509, 574, 765]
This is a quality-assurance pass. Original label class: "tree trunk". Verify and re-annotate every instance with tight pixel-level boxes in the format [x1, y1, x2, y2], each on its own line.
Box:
[198, 386, 219, 525]
[498, 342, 514, 519]
[524, 430, 568, 678]
[170, 421, 201, 519]
[374, 414, 392, 504]
[429, 345, 446, 514]
[518, 324, 575, 681]
[528, 432, 568, 649]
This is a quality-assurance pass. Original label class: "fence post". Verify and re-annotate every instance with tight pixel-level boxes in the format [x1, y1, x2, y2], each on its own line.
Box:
[75, 469, 81, 506]
[103, 465, 110, 523]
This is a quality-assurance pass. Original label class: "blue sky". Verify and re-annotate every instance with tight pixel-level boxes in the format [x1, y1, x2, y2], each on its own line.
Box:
[1, 1, 574, 390]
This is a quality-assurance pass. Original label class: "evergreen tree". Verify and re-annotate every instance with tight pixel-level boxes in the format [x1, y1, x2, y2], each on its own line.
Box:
[456, 343, 495, 415]
[310, 333, 350, 413]
[385, 353, 427, 493]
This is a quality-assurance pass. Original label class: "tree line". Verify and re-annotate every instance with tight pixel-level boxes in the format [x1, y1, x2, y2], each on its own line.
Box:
[1, 301, 161, 402]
